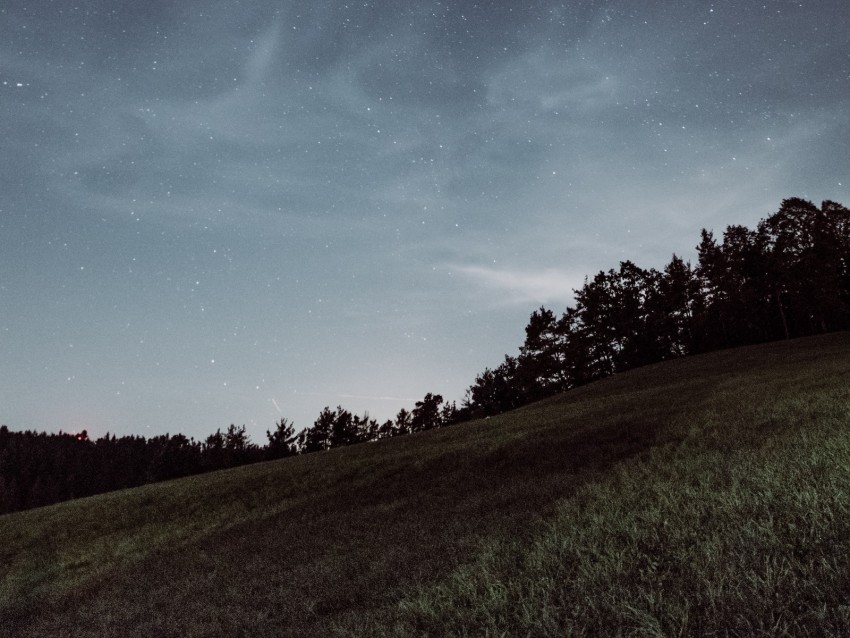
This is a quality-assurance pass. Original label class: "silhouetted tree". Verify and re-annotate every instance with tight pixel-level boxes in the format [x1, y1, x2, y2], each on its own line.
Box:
[572, 271, 618, 380]
[300, 407, 334, 453]
[759, 198, 850, 335]
[468, 355, 524, 417]
[517, 307, 568, 401]
[266, 418, 298, 460]
[375, 419, 395, 439]
[394, 408, 413, 436]
[203, 428, 227, 469]
[440, 401, 466, 425]
[411, 393, 444, 432]
[356, 413, 382, 442]
[329, 407, 359, 448]
[226, 424, 261, 466]
[654, 254, 700, 355]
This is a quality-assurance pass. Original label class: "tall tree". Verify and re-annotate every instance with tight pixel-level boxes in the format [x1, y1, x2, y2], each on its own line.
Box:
[467, 355, 524, 417]
[328, 408, 355, 448]
[518, 307, 568, 401]
[394, 408, 413, 436]
[606, 261, 662, 370]
[759, 198, 850, 335]
[301, 408, 334, 453]
[695, 226, 770, 347]
[411, 393, 444, 432]
[654, 254, 700, 356]
[572, 271, 618, 379]
[266, 418, 298, 460]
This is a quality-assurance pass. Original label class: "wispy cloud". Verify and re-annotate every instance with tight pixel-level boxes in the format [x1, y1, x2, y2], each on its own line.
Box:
[453, 264, 581, 306]
[338, 393, 416, 403]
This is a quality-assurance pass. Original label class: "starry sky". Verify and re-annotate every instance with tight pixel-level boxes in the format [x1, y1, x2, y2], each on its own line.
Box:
[1, 1, 848, 441]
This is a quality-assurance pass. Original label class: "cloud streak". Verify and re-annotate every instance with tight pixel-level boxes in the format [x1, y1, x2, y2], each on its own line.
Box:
[453, 264, 582, 306]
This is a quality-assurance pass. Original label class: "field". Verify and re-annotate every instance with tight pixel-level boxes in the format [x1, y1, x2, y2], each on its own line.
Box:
[3, 332, 850, 636]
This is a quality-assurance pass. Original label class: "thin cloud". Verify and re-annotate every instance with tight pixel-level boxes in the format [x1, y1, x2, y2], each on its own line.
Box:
[454, 264, 581, 306]
[338, 394, 416, 403]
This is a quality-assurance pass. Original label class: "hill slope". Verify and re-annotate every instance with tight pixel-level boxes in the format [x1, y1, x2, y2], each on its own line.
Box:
[3, 332, 850, 637]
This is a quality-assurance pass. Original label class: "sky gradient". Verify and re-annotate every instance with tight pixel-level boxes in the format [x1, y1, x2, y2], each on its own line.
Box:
[2, 0, 848, 441]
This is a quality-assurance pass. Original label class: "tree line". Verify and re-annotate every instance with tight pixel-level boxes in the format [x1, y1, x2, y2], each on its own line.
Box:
[0, 424, 275, 514]
[462, 197, 850, 416]
[2, 197, 848, 515]
[0, 393, 461, 515]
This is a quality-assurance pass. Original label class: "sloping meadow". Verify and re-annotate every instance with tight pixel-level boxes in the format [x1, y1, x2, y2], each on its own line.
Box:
[3, 332, 850, 637]
[348, 337, 850, 636]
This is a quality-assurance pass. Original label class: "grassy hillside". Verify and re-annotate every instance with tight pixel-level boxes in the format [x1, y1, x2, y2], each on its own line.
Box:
[3, 332, 850, 637]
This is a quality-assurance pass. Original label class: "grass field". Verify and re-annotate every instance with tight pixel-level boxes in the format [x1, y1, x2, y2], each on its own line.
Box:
[3, 332, 850, 637]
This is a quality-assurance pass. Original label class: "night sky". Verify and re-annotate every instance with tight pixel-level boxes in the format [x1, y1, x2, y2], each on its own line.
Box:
[2, 1, 848, 441]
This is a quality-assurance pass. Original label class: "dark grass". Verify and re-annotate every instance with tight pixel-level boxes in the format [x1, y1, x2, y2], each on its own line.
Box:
[2, 332, 850, 637]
